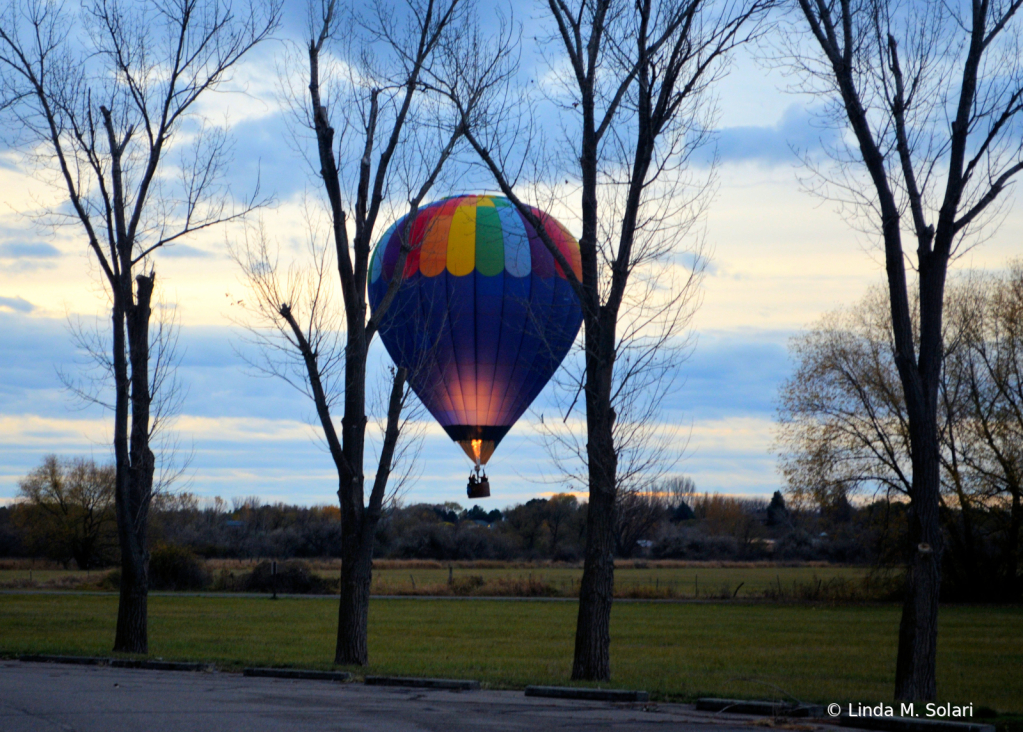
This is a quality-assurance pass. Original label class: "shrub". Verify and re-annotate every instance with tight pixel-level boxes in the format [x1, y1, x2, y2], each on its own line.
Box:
[149, 544, 210, 591]
[449, 575, 486, 594]
[100, 568, 121, 590]
[774, 530, 817, 560]
[651, 529, 739, 560]
[243, 560, 329, 594]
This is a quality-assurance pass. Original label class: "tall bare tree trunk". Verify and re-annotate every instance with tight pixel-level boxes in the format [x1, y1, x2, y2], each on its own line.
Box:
[462, 0, 762, 681]
[336, 527, 374, 664]
[571, 98, 615, 680]
[114, 274, 156, 654]
[895, 421, 943, 701]
[336, 333, 370, 665]
[573, 436, 616, 679]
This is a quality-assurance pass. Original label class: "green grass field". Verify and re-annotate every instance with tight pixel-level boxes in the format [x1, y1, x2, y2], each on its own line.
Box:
[1, 594, 1019, 711]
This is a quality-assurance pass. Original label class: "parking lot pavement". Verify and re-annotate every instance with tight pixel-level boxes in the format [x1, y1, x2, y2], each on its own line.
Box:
[0, 660, 821, 732]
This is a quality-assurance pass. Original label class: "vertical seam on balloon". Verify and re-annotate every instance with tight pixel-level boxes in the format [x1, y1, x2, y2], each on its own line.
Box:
[442, 201, 472, 422]
[480, 270, 506, 429]
[487, 205, 533, 427]
[488, 209, 535, 427]
[409, 208, 454, 424]
[439, 260, 468, 421]
[447, 264, 474, 428]
[475, 205, 503, 427]
[469, 199, 479, 428]
[417, 264, 459, 426]
[490, 273, 531, 430]
[500, 210, 556, 429]
[510, 272, 560, 429]
[506, 207, 564, 428]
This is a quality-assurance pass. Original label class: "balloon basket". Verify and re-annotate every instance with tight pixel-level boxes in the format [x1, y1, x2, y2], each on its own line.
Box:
[467, 468, 490, 499]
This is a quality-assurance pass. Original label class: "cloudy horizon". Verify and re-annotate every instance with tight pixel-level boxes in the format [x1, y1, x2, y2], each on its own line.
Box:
[1, 7, 1020, 510]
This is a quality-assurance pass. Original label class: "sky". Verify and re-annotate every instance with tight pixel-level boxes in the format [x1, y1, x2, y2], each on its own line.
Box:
[0, 3, 1020, 510]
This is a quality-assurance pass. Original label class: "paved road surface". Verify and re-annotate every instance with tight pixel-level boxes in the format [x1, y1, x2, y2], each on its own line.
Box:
[0, 660, 839, 732]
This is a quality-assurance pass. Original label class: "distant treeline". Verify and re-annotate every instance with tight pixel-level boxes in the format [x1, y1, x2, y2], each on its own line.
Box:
[1, 455, 1018, 601]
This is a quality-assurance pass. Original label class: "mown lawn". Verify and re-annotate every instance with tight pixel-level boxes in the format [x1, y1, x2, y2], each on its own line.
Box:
[1, 594, 1019, 711]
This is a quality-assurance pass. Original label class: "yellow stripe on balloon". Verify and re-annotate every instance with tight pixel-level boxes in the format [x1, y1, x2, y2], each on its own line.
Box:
[447, 200, 477, 276]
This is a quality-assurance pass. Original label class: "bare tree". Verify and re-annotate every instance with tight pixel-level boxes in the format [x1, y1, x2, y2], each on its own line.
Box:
[532, 262, 702, 534]
[0, 0, 280, 653]
[956, 264, 1023, 599]
[780, 0, 1023, 700]
[662, 474, 697, 511]
[236, 0, 509, 665]
[17, 455, 117, 570]
[777, 287, 915, 507]
[613, 489, 667, 557]
[62, 293, 192, 503]
[776, 271, 1023, 600]
[452, 0, 770, 680]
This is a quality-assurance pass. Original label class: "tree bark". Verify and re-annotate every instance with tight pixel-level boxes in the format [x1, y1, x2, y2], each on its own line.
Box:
[573, 463, 616, 679]
[894, 420, 943, 701]
[335, 526, 373, 664]
[113, 273, 156, 654]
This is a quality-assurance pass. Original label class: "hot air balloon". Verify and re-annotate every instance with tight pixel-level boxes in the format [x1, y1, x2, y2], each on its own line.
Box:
[368, 195, 583, 498]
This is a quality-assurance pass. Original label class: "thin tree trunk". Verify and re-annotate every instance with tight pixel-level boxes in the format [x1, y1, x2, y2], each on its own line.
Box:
[332, 364, 407, 665]
[335, 528, 373, 664]
[894, 425, 942, 701]
[573, 318, 617, 679]
[573, 473, 615, 680]
[334, 330, 370, 664]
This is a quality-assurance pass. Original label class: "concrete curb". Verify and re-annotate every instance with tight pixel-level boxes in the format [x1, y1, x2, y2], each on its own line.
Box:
[840, 715, 995, 732]
[243, 668, 352, 682]
[19, 654, 107, 666]
[108, 659, 206, 672]
[19, 655, 206, 672]
[364, 676, 480, 690]
[697, 698, 825, 717]
[525, 686, 650, 702]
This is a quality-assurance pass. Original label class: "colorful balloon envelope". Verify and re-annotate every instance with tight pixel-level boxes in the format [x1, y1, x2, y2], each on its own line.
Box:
[368, 195, 583, 482]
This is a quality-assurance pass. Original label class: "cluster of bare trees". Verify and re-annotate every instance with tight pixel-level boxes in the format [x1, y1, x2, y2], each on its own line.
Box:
[778, 266, 1023, 601]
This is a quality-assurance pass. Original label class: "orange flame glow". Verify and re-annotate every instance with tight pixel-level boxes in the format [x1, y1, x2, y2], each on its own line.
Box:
[471, 439, 482, 464]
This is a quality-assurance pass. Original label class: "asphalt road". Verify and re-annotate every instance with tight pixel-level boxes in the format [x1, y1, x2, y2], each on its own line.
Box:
[0, 660, 830, 732]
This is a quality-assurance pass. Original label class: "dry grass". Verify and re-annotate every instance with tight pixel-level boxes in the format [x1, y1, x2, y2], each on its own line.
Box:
[0, 559, 882, 601]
